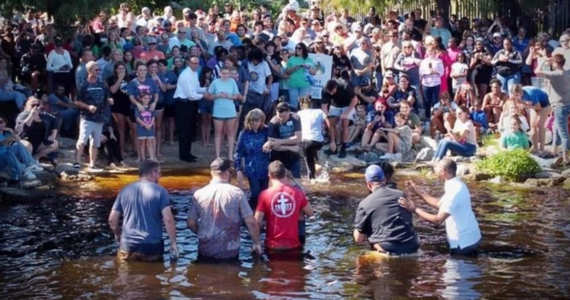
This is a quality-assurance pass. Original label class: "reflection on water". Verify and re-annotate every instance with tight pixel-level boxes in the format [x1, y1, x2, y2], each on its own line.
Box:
[1, 173, 570, 299]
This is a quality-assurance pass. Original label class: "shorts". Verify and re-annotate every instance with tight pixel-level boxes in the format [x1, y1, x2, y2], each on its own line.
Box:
[328, 105, 355, 121]
[137, 124, 155, 139]
[163, 104, 176, 118]
[198, 98, 213, 114]
[111, 99, 131, 116]
[155, 101, 165, 111]
[129, 109, 137, 123]
[213, 117, 235, 121]
[397, 139, 411, 154]
[77, 119, 104, 147]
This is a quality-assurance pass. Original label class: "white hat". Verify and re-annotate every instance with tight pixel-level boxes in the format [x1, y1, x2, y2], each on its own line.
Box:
[287, 1, 300, 11]
[493, 32, 502, 38]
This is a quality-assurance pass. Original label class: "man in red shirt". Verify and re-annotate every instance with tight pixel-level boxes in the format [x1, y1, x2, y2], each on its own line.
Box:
[255, 160, 314, 251]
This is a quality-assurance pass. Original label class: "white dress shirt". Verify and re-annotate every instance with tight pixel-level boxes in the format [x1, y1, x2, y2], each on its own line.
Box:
[173, 67, 206, 101]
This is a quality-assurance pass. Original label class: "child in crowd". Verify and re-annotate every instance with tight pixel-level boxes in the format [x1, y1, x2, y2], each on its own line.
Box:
[498, 100, 529, 133]
[500, 115, 530, 150]
[450, 53, 469, 96]
[135, 92, 157, 162]
[349, 104, 367, 145]
[469, 101, 490, 141]
[360, 99, 391, 151]
[378, 112, 413, 161]
[101, 109, 126, 168]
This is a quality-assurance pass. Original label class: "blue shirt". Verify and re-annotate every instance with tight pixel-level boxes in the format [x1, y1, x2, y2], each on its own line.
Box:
[234, 127, 270, 179]
[470, 110, 489, 129]
[160, 71, 178, 105]
[47, 93, 71, 114]
[207, 78, 239, 118]
[0, 131, 12, 155]
[512, 37, 529, 53]
[112, 180, 170, 254]
[522, 86, 550, 107]
[127, 78, 159, 106]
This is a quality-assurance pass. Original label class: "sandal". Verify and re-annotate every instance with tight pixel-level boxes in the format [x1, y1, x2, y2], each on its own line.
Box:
[72, 162, 81, 169]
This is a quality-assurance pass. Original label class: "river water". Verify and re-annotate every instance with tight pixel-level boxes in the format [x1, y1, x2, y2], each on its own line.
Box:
[1, 170, 569, 299]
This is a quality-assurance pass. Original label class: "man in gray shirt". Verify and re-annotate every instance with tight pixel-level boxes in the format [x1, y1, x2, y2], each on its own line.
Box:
[109, 160, 178, 261]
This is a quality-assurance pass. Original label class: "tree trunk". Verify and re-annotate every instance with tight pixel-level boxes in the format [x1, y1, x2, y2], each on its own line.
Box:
[435, 0, 451, 22]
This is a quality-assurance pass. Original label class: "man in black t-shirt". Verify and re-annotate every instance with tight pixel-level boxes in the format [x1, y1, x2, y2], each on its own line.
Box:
[353, 165, 420, 255]
[321, 78, 358, 158]
[264, 102, 302, 178]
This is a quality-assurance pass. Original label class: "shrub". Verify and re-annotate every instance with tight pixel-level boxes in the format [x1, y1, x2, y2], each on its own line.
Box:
[476, 149, 541, 182]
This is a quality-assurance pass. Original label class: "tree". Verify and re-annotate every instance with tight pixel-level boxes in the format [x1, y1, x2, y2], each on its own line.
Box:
[1, 0, 171, 27]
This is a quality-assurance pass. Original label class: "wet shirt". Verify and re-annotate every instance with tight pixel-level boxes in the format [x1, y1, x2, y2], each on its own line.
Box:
[234, 127, 270, 180]
[354, 186, 419, 247]
[112, 181, 170, 254]
[268, 114, 301, 167]
[189, 180, 253, 259]
[256, 183, 308, 249]
[77, 80, 110, 123]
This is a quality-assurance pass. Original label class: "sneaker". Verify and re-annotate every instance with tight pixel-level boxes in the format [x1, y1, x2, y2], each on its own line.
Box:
[87, 165, 104, 173]
[23, 170, 37, 180]
[26, 164, 43, 172]
[338, 146, 347, 158]
[393, 153, 403, 162]
[379, 153, 394, 160]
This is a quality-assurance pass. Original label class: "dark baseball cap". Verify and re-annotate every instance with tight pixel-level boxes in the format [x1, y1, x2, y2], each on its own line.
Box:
[360, 78, 371, 87]
[210, 157, 231, 172]
[365, 165, 385, 182]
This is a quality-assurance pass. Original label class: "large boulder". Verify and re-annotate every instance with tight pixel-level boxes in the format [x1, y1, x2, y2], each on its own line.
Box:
[524, 177, 565, 187]
[57, 137, 77, 149]
[561, 168, 570, 179]
[318, 150, 367, 172]
[415, 147, 434, 162]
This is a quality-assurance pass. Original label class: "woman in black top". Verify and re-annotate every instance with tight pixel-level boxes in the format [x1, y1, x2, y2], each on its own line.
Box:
[107, 62, 132, 157]
[332, 45, 352, 80]
[469, 38, 493, 99]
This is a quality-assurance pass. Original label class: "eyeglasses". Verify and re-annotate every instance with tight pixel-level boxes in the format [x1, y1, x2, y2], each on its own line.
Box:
[178, 31, 186, 34]
[295, 47, 302, 50]
[148, 43, 156, 45]
[322, 35, 329, 37]
[561, 39, 569, 43]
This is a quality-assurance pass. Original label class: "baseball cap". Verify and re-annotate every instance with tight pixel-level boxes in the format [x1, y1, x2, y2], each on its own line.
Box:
[352, 24, 363, 32]
[210, 157, 232, 172]
[385, 70, 394, 78]
[183, 8, 191, 14]
[493, 32, 502, 38]
[365, 165, 385, 182]
[147, 37, 157, 44]
[163, 20, 172, 27]
[360, 78, 371, 86]
[288, 1, 300, 11]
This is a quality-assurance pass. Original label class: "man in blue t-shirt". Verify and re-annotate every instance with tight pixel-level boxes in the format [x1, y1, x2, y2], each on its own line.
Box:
[109, 160, 178, 262]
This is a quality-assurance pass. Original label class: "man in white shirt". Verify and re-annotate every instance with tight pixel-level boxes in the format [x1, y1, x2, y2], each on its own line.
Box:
[552, 34, 570, 71]
[173, 56, 207, 163]
[398, 158, 482, 256]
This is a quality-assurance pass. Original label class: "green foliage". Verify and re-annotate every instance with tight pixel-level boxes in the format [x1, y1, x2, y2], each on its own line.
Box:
[476, 149, 541, 182]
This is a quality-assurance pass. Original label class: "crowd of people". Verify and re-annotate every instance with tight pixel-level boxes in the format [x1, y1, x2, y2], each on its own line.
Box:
[1, 1, 570, 183]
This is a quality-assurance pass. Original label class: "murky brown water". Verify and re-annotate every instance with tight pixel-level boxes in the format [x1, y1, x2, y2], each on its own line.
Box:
[1, 170, 570, 299]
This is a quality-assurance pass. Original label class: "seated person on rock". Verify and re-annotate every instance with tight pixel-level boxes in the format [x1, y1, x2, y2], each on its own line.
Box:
[432, 106, 477, 163]
[498, 100, 530, 133]
[469, 101, 490, 142]
[481, 79, 507, 127]
[0, 114, 43, 182]
[377, 112, 413, 161]
[348, 104, 367, 146]
[359, 98, 392, 151]
[430, 91, 458, 139]
[453, 83, 477, 109]
[399, 100, 423, 144]
[15, 97, 59, 163]
[500, 115, 530, 150]
[47, 84, 79, 136]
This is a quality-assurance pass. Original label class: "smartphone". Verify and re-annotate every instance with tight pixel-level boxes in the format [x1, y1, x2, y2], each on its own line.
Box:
[428, 62, 432, 68]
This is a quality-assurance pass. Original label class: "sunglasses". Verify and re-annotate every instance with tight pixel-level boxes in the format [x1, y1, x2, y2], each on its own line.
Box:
[31, 103, 40, 107]
[148, 43, 156, 45]
[322, 35, 329, 37]
[276, 109, 289, 113]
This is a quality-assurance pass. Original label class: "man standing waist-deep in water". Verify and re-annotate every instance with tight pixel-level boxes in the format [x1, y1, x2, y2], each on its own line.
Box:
[353, 164, 420, 255]
[399, 158, 482, 256]
[109, 159, 178, 261]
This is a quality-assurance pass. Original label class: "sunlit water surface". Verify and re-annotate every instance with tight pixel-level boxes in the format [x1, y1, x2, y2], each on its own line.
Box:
[1, 169, 569, 299]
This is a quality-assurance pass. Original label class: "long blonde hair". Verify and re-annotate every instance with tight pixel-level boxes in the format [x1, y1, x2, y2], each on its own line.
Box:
[243, 109, 265, 131]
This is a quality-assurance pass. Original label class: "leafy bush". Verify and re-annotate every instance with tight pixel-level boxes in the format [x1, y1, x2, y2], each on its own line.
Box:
[476, 149, 541, 182]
